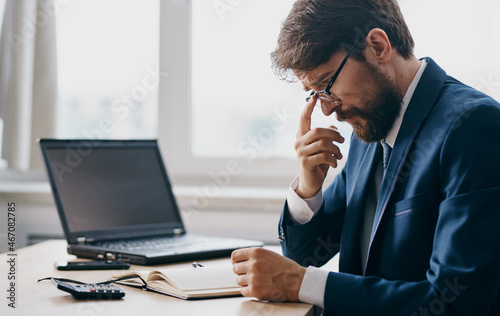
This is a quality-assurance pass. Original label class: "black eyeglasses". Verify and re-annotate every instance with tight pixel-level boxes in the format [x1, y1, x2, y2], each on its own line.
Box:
[306, 37, 362, 106]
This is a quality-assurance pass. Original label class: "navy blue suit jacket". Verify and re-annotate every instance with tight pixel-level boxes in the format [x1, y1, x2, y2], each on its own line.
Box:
[279, 58, 500, 315]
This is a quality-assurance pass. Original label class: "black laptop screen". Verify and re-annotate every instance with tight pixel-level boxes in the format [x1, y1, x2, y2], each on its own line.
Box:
[45, 146, 180, 233]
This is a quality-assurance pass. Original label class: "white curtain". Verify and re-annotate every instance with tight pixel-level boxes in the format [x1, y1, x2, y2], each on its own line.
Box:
[0, 0, 57, 172]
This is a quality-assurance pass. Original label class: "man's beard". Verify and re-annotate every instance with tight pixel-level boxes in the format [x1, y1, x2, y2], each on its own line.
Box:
[336, 64, 403, 143]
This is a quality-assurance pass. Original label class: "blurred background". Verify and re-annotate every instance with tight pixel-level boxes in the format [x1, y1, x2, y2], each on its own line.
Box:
[0, 0, 499, 251]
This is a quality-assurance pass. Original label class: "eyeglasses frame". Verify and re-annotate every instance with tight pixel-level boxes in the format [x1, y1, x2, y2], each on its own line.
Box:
[306, 37, 363, 105]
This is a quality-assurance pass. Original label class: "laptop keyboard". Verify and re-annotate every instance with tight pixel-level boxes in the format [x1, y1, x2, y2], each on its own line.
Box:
[94, 235, 211, 251]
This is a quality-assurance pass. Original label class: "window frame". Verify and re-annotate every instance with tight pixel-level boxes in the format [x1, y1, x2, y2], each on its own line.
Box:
[158, 0, 304, 187]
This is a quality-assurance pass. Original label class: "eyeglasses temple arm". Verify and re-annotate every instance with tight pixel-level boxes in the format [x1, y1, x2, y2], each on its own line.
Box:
[325, 37, 363, 94]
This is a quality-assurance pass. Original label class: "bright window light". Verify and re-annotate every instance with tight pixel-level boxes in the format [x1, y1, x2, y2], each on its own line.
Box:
[56, 0, 159, 139]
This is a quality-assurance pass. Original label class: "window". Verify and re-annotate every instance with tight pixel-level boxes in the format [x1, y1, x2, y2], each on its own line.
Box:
[399, 0, 500, 100]
[190, 0, 352, 159]
[161, 0, 500, 187]
[56, 0, 159, 139]
[159, 0, 351, 186]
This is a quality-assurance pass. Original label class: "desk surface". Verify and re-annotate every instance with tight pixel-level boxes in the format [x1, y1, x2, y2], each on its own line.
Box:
[0, 240, 320, 316]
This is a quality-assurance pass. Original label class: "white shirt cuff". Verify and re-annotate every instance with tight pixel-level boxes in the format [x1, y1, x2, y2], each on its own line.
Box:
[298, 266, 329, 308]
[287, 176, 323, 224]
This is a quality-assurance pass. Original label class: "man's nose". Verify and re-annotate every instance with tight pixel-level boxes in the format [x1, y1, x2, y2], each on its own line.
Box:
[320, 99, 339, 116]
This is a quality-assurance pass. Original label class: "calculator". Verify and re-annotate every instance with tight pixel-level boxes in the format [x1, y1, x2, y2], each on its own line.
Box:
[51, 278, 125, 300]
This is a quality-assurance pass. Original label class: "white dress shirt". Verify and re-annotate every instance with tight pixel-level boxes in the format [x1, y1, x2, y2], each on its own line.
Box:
[289, 60, 428, 308]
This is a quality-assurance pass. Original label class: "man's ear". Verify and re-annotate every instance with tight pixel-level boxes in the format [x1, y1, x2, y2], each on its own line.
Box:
[363, 28, 392, 65]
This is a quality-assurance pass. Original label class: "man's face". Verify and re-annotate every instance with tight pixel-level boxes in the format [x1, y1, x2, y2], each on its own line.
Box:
[302, 55, 403, 143]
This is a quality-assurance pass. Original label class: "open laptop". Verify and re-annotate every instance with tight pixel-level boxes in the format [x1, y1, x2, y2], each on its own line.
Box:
[39, 139, 263, 265]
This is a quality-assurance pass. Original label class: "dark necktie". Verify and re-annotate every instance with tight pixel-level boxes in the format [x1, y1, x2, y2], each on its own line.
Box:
[382, 141, 392, 170]
[360, 141, 391, 272]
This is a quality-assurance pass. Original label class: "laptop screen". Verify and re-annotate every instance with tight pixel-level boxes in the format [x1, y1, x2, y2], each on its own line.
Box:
[40, 140, 184, 241]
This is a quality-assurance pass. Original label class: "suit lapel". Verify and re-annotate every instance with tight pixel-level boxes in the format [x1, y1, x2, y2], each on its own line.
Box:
[365, 58, 447, 270]
[339, 142, 381, 274]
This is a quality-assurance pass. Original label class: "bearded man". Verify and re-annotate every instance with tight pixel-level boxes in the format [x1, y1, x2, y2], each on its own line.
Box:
[232, 0, 500, 315]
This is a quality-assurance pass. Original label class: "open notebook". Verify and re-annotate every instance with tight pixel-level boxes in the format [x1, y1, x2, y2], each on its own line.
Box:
[110, 265, 241, 299]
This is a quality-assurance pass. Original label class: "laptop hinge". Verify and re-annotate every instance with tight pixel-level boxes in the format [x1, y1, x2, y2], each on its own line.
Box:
[77, 237, 86, 245]
[173, 228, 183, 235]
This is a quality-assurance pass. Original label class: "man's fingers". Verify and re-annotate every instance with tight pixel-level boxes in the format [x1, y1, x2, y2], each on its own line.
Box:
[233, 261, 249, 275]
[240, 286, 251, 297]
[295, 127, 345, 161]
[297, 95, 317, 138]
[235, 273, 249, 285]
[299, 140, 343, 160]
[232, 247, 264, 264]
[231, 248, 250, 264]
[232, 248, 305, 302]
[300, 126, 345, 145]
[303, 152, 339, 169]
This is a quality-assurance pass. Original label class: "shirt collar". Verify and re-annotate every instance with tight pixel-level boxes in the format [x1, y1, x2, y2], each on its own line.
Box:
[384, 59, 427, 148]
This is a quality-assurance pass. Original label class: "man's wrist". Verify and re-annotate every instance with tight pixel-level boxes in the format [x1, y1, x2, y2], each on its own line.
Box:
[299, 266, 330, 308]
[296, 180, 320, 199]
[287, 177, 323, 224]
[298, 266, 329, 308]
[290, 266, 307, 302]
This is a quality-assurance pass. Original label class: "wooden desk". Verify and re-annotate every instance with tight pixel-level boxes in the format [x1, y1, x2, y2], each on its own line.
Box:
[0, 240, 320, 316]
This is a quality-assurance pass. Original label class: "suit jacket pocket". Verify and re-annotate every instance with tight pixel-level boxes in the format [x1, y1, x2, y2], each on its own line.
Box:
[391, 192, 429, 217]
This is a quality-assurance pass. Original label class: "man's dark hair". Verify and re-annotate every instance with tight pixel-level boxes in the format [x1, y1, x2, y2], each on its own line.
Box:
[271, 0, 414, 81]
